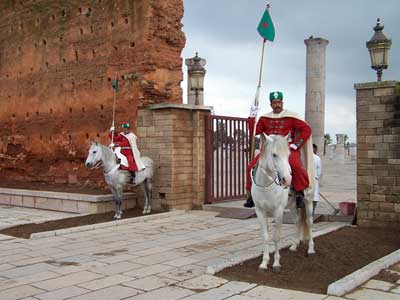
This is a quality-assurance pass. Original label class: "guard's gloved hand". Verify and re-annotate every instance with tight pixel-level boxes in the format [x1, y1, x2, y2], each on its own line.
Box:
[289, 144, 298, 150]
[109, 143, 115, 148]
[249, 105, 260, 117]
[109, 126, 115, 132]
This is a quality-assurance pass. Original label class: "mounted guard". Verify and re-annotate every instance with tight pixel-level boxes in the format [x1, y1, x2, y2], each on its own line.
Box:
[244, 2, 317, 270]
[84, 76, 154, 219]
[244, 91, 315, 208]
[109, 122, 145, 184]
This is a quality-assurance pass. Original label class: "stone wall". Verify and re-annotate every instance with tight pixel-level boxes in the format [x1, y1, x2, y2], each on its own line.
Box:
[137, 104, 212, 210]
[355, 81, 400, 228]
[0, 0, 185, 186]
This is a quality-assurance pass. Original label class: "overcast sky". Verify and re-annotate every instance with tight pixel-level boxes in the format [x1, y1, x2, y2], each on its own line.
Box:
[181, 0, 400, 143]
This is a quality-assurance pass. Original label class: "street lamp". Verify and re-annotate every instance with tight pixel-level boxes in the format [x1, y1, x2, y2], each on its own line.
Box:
[188, 52, 206, 105]
[366, 18, 392, 82]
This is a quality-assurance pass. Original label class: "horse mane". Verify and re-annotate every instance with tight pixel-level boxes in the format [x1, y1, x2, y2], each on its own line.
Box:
[98, 143, 115, 163]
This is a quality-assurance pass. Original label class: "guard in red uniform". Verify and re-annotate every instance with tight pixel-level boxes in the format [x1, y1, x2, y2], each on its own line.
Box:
[244, 91, 312, 208]
[109, 123, 145, 182]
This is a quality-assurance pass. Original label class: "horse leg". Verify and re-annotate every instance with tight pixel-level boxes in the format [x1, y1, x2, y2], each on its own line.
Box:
[112, 188, 123, 220]
[255, 208, 270, 271]
[272, 210, 283, 270]
[305, 200, 315, 255]
[140, 180, 149, 215]
[145, 179, 152, 214]
[289, 205, 301, 251]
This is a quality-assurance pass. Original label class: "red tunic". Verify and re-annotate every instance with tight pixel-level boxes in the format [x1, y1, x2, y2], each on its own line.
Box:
[247, 115, 311, 192]
[110, 133, 138, 172]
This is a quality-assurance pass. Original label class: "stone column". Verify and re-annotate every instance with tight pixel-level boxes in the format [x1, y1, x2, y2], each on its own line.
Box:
[304, 37, 329, 153]
[355, 81, 400, 228]
[185, 57, 207, 105]
[137, 103, 213, 210]
[335, 133, 346, 161]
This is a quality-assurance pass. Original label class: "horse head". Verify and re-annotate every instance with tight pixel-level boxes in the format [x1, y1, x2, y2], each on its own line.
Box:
[85, 142, 103, 169]
[260, 133, 292, 187]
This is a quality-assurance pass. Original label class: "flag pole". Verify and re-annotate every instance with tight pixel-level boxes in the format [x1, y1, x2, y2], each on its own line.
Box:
[111, 73, 118, 144]
[250, 2, 270, 162]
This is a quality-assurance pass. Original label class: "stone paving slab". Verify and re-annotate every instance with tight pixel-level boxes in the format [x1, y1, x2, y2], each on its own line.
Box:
[122, 275, 178, 291]
[345, 288, 400, 300]
[34, 286, 90, 300]
[244, 285, 326, 300]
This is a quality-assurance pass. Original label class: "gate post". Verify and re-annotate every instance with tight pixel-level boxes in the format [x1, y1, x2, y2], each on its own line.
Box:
[137, 103, 213, 210]
[355, 80, 400, 228]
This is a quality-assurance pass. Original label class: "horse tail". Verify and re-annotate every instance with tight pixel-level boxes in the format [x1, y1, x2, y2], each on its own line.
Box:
[300, 207, 310, 241]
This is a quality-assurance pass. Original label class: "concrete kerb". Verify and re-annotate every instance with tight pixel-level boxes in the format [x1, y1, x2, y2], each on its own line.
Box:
[29, 210, 186, 239]
[327, 249, 400, 296]
[206, 222, 350, 275]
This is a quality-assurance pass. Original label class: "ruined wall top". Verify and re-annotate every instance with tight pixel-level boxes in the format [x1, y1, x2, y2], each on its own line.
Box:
[0, 0, 185, 186]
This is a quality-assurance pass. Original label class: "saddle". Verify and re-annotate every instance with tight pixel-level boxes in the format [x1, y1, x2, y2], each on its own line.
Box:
[112, 147, 129, 168]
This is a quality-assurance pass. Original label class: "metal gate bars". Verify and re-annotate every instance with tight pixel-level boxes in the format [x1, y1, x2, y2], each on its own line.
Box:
[205, 115, 250, 203]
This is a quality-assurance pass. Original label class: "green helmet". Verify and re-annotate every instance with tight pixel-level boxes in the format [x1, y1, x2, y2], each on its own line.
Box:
[121, 123, 130, 129]
[269, 91, 283, 102]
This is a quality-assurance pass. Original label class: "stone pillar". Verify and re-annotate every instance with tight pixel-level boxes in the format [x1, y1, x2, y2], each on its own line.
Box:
[185, 57, 207, 105]
[137, 103, 213, 210]
[335, 133, 346, 161]
[304, 37, 329, 153]
[355, 81, 400, 228]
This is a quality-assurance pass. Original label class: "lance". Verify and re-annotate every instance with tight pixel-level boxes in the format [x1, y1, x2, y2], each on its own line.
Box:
[111, 74, 119, 144]
[250, 1, 274, 161]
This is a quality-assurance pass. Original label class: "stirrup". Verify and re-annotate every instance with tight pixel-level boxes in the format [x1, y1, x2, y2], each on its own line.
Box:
[243, 196, 254, 208]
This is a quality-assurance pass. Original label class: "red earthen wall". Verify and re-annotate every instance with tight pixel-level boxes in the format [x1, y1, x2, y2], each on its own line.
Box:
[0, 0, 185, 186]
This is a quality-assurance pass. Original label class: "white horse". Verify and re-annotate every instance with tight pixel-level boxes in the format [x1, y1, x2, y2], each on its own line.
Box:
[251, 133, 315, 271]
[85, 142, 154, 219]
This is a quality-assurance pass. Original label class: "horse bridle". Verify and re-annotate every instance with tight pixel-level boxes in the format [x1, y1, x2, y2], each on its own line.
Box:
[257, 164, 286, 187]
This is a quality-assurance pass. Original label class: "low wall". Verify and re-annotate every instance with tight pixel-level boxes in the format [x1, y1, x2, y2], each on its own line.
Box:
[0, 188, 136, 214]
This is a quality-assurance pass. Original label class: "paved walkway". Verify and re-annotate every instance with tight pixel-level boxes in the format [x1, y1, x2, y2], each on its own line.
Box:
[1, 210, 397, 300]
[0, 211, 347, 300]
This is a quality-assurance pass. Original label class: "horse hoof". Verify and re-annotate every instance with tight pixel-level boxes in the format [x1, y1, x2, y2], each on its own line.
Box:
[306, 251, 316, 257]
[272, 266, 281, 272]
[258, 267, 268, 273]
[289, 245, 297, 251]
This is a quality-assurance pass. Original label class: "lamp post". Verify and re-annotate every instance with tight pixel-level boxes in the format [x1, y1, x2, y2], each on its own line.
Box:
[366, 18, 392, 82]
[187, 52, 206, 105]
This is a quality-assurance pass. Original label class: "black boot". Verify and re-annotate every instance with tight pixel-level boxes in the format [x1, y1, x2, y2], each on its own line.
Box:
[295, 191, 305, 208]
[243, 195, 255, 208]
[130, 171, 136, 184]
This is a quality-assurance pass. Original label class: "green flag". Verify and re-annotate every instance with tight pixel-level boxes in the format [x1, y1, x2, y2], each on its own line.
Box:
[257, 9, 275, 41]
[112, 79, 119, 93]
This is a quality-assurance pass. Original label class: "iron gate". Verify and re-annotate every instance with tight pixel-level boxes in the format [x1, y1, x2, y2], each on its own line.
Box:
[205, 115, 250, 203]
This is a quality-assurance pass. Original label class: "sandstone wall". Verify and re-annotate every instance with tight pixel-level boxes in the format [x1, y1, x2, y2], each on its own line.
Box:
[0, 0, 185, 186]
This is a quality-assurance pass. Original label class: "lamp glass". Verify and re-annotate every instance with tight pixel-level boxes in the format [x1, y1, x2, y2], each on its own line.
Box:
[189, 72, 204, 90]
[369, 47, 385, 67]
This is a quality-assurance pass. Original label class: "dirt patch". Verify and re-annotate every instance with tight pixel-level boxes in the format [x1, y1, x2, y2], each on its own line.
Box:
[0, 208, 165, 239]
[218, 226, 400, 294]
[0, 180, 109, 195]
